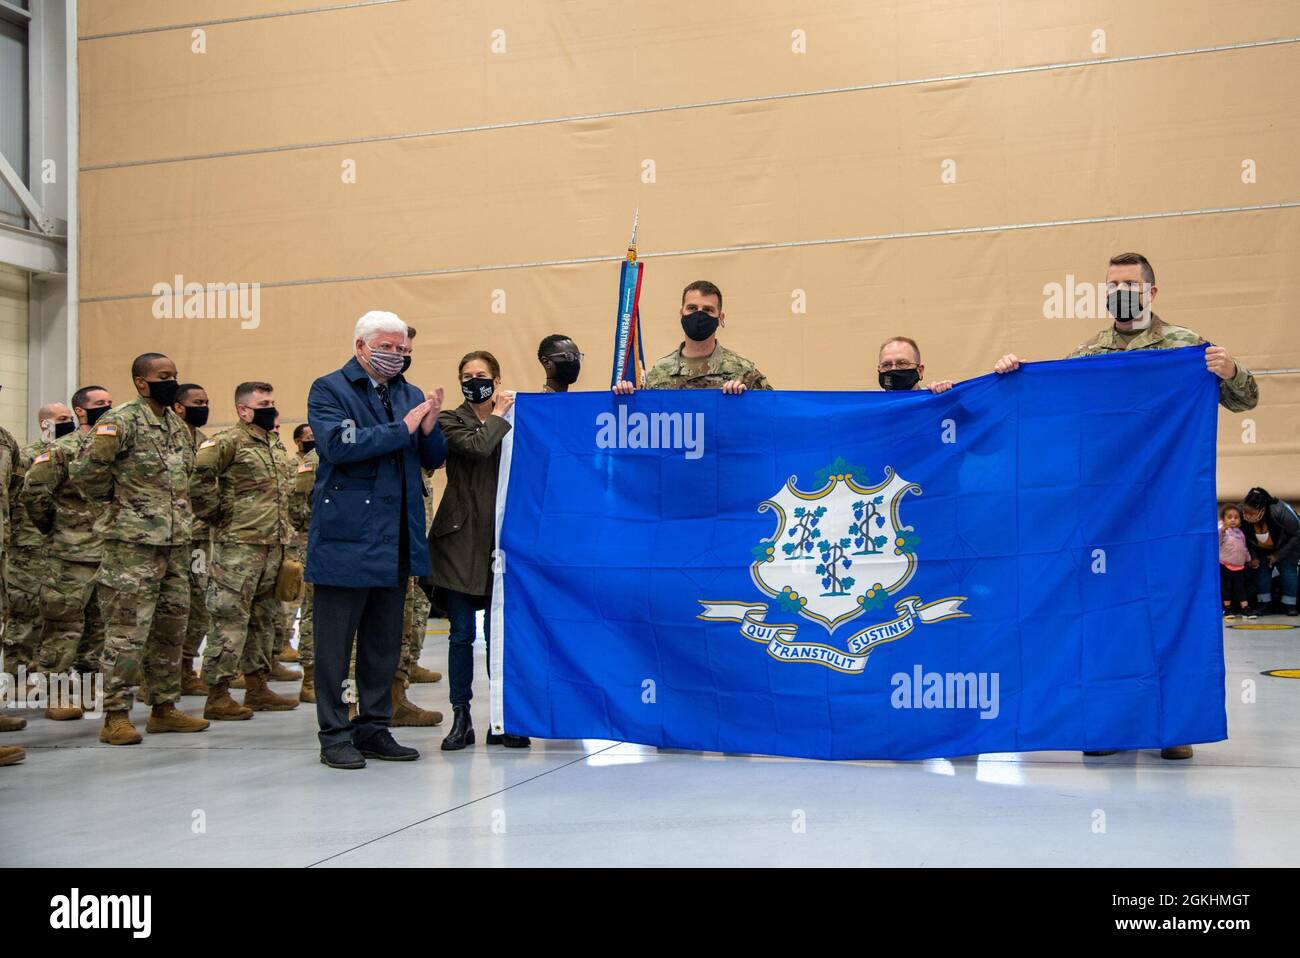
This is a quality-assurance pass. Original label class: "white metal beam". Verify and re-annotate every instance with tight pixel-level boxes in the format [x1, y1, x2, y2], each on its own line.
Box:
[0, 150, 56, 235]
[0, 221, 66, 275]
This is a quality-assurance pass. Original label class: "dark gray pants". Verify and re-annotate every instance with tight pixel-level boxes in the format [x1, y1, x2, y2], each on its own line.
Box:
[313, 580, 408, 749]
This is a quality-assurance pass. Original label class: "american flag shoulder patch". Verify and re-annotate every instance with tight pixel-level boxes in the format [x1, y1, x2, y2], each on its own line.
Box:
[33, 452, 50, 464]
[297, 462, 314, 472]
[95, 424, 117, 436]
[199, 439, 216, 449]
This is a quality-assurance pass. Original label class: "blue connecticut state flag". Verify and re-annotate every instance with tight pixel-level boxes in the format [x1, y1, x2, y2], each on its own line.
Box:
[489, 345, 1226, 760]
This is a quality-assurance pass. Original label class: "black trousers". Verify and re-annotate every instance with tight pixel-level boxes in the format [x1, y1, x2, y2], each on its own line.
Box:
[314, 579, 409, 749]
[1220, 565, 1249, 608]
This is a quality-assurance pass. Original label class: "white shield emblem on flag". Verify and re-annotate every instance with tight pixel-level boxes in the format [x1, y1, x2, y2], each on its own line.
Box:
[749, 463, 921, 633]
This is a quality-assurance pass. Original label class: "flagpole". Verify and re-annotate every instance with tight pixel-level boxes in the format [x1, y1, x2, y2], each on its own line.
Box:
[611, 209, 646, 388]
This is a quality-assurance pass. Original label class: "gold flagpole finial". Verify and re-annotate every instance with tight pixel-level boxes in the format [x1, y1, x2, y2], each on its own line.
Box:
[627, 208, 639, 263]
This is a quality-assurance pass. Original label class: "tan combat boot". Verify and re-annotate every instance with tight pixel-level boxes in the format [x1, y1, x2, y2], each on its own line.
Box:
[299, 664, 316, 704]
[146, 702, 211, 734]
[204, 681, 253, 721]
[45, 688, 84, 722]
[230, 673, 246, 690]
[391, 678, 443, 727]
[0, 745, 25, 766]
[0, 714, 28, 733]
[269, 660, 301, 682]
[181, 659, 209, 697]
[99, 710, 142, 745]
[408, 664, 442, 684]
[278, 645, 301, 663]
[243, 670, 299, 711]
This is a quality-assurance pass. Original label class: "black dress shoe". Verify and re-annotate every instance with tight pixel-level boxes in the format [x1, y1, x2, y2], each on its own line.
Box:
[355, 728, 419, 761]
[1082, 750, 1118, 757]
[321, 741, 366, 769]
[441, 706, 475, 751]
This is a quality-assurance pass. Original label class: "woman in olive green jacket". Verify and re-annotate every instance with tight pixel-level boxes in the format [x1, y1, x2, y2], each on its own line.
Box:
[428, 350, 528, 750]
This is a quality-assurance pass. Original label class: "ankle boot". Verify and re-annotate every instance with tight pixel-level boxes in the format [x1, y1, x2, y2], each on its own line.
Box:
[440, 706, 474, 751]
[242, 670, 299, 711]
[181, 659, 209, 696]
[299, 664, 316, 703]
[204, 681, 254, 721]
[99, 709, 142, 746]
[146, 702, 211, 734]
[391, 678, 443, 727]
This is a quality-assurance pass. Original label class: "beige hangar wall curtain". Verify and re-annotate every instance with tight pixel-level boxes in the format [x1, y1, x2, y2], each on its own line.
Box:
[77, 0, 1300, 498]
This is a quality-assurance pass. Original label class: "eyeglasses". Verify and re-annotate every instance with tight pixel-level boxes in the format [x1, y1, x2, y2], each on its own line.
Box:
[877, 361, 919, 372]
[371, 344, 412, 356]
[546, 351, 584, 363]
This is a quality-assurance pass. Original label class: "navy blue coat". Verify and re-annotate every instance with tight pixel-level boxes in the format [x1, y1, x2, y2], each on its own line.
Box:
[306, 356, 448, 587]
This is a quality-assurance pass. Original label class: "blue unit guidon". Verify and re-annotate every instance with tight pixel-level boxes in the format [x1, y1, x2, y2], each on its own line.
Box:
[489, 346, 1226, 760]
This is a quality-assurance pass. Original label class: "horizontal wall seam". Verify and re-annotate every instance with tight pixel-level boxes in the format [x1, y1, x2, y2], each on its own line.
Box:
[78, 200, 1300, 304]
[78, 0, 407, 41]
[80, 34, 1300, 172]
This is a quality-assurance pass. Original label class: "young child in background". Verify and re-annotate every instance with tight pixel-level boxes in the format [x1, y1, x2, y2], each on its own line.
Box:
[1219, 504, 1253, 618]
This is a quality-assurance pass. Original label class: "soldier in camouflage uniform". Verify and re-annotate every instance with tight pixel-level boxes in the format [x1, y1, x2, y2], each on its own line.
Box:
[172, 383, 213, 697]
[266, 417, 302, 683]
[25, 387, 115, 721]
[0, 433, 28, 742]
[191, 381, 298, 719]
[994, 251, 1258, 762]
[0, 417, 26, 739]
[1, 405, 69, 679]
[615, 281, 772, 395]
[288, 424, 317, 701]
[70, 353, 210, 744]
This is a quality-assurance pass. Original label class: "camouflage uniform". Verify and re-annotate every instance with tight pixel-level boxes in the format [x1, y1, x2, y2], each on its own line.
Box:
[1067, 314, 1258, 412]
[288, 447, 318, 668]
[24, 429, 107, 675]
[270, 434, 296, 662]
[0, 427, 17, 675]
[644, 341, 773, 390]
[2, 439, 49, 673]
[398, 470, 435, 682]
[182, 425, 212, 668]
[70, 397, 195, 711]
[191, 420, 292, 686]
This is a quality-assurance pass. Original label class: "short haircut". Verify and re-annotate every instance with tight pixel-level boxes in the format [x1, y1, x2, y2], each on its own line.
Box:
[458, 350, 501, 379]
[292, 423, 310, 442]
[681, 280, 723, 310]
[71, 385, 108, 410]
[234, 381, 273, 405]
[354, 310, 407, 344]
[131, 352, 169, 380]
[1108, 251, 1155, 286]
[37, 402, 65, 421]
[538, 333, 573, 360]
[879, 336, 922, 364]
[174, 383, 204, 405]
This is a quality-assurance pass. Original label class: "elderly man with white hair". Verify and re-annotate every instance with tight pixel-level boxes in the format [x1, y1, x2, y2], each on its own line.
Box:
[305, 311, 449, 769]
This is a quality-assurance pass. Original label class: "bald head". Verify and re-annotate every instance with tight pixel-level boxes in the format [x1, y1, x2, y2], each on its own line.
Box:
[39, 402, 72, 423]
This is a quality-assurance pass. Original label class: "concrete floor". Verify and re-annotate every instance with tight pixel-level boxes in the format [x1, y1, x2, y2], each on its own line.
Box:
[1, 615, 1297, 867]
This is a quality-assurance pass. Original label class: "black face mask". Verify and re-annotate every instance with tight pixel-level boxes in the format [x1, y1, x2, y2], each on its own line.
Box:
[53, 420, 76, 439]
[879, 368, 921, 391]
[300, 440, 316, 456]
[401, 355, 412, 374]
[1107, 289, 1146, 324]
[84, 405, 111, 427]
[681, 311, 719, 342]
[462, 377, 495, 404]
[182, 405, 210, 428]
[146, 378, 180, 408]
[550, 359, 581, 385]
[250, 407, 278, 432]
